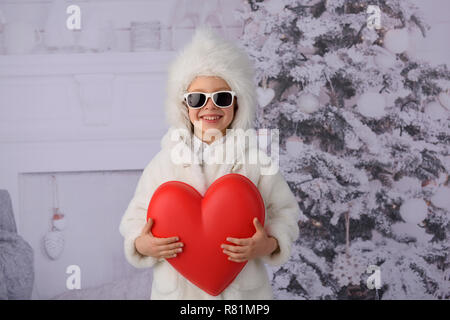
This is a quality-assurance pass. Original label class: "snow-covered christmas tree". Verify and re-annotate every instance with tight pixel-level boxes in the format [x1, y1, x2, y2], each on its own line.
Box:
[235, 0, 450, 299]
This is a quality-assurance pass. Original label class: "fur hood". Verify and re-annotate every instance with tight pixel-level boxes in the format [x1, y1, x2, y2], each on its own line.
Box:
[164, 26, 257, 134]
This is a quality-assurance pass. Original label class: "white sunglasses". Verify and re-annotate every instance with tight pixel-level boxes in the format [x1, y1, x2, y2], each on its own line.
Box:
[183, 90, 236, 109]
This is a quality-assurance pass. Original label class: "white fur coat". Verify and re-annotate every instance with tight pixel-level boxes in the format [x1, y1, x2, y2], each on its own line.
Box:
[118, 27, 300, 300]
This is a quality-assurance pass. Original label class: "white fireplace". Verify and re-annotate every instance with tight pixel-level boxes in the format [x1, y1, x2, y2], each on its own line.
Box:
[0, 51, 174, 298]
[19, 170, 146, 298]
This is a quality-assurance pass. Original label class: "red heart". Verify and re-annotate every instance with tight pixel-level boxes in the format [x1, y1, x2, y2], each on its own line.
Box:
[146, 173, 265, 296]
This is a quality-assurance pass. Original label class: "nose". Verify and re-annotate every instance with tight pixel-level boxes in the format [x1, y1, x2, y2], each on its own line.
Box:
[203, 96, 218, 109]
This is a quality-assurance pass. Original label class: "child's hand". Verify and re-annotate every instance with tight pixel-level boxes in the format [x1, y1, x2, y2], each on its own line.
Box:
[221, 217, 279, 263]
[135, 218, 184, 259]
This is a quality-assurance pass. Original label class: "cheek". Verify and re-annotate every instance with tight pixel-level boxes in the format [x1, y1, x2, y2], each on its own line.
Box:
[189, 109, 200, 120]
[223, 108, 235, 125]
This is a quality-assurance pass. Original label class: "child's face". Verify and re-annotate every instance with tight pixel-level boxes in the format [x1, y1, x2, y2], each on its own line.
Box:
[185, 76, 237, 139]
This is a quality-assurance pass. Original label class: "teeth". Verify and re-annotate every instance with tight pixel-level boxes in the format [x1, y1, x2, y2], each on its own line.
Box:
[203, 116, 221, 120]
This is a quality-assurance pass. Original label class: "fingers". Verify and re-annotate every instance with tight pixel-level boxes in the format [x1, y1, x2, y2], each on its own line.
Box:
[222, 240, 248, 261]
[158, 241, 184, 252]
[153, 235, 180, 245]
[226, 237, 251, 246]
[221, 243, 245, 253]
[141, 218, 153, 235]
[223, 235, 254, 262]
[223, 250, 246, 260]
[159, 245, 183, 259]
[227, 257, 247, 263]
[253, 217, 264, 233]
[224, 249, 247, 262]
[152, 236, 183, 259]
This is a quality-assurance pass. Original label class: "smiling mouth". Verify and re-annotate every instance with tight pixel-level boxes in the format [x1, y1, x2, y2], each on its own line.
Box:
[201, 115, 223, 120]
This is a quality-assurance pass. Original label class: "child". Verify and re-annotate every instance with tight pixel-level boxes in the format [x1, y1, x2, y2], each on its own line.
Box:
[119, 27, 300, 300]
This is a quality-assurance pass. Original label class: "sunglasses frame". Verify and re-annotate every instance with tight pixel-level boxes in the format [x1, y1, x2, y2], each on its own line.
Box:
[183, 90, 236, 109]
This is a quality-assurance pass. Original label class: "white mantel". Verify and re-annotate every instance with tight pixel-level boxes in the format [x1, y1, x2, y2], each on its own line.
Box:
[0, 51, 174, 76]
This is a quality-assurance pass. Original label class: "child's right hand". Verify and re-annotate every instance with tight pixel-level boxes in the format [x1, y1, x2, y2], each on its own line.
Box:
[134, 218, 184, 259]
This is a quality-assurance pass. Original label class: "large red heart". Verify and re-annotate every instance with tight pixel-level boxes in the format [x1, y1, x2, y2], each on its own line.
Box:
[146, 173, 265, 296]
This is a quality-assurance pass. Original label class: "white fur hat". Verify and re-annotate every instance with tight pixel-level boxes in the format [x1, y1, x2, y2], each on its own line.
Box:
[164, 26, 257, 132]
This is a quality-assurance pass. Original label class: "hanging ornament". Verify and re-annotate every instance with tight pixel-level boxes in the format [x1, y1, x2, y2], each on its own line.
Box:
[257, 75, 275, 107]
[393, 195, 434, 243]
[430, 186, 450, 209]
[332, 252, 366, 287]
[257, 87, 275, 107]
[298, 93, 320, 114]
[43, 175, 66, 260]
[332, 207, 367, 287]
[356, 92, 386, 119]
[391, 221, 433, 243]
[400, 198, 428, 224]
[424, 100, 447, 121]
[438, 90, 450, 110]
[52, 208, 67, 231]
[44, 229, 65, 260]
[286, 135, 304, 158]
[383, 28, 409, 54]
[394, 176, 421, 194]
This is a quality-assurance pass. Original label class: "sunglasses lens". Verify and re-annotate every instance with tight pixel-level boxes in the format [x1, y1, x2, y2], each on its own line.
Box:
[187, 93, 206, 108]
[214, 92, 233, 107]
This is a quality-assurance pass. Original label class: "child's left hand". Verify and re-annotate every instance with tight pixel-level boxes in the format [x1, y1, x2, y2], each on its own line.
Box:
[221, 217, 279, 263]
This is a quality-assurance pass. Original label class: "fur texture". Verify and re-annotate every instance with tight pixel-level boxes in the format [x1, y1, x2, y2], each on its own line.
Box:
[119, 131, 301, 299]
[164, 26, 257, 131]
